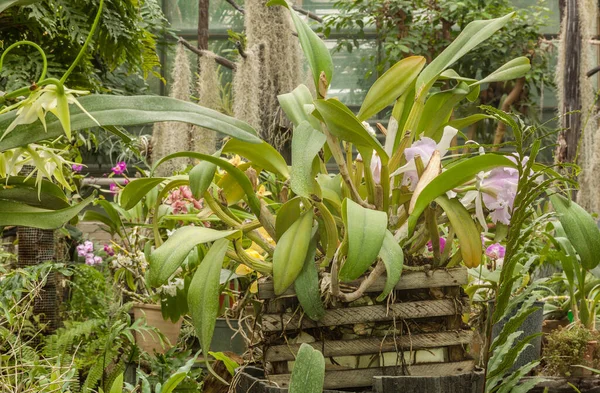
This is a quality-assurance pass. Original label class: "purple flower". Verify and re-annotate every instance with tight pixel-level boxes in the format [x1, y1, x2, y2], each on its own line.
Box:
[109, 183, 119, 194]
[72, 164, 83, 172]
[85, 253, 95, 265]
[393, 126, 458, 191]
[103, 244, 115, 256]
[76, 241, 94, 256]
[427, 237, 446, 253]
[485, 243, 506, 260]
[93, 256, 103, 265]
[111, 161, 127, 175]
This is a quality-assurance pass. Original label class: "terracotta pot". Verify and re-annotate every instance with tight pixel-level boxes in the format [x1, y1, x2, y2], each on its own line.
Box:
[132, 303, 182, 354]
[542, 319, 569, 335]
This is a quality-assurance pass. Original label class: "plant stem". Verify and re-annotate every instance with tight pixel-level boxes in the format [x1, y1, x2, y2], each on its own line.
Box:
[60, 0, 104, 84]
[324, 129, 373, 209]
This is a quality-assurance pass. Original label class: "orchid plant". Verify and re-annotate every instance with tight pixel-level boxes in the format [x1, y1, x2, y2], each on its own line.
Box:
[93, 4, 564, 382]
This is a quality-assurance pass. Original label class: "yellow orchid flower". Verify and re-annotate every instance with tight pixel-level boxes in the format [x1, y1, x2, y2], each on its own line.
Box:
[235, 263, 254, 276]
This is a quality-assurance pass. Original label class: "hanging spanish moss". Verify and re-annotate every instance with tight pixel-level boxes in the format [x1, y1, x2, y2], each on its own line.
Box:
[232, 44, 263, 131]
[152, 42, 195, 176]
[232, 0, 303, 160]
[556, 0, 598, 212]
[191, 54, 220, 154]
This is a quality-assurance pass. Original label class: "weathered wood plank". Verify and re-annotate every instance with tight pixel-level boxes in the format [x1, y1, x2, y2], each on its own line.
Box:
[261, 298, 468, 333]
[268, 360, 475, 389]
[373, 369, 485, 393]
[446, 286, 466, 362]
[264, 330, 474, 362]
[258, 268, 467, 300]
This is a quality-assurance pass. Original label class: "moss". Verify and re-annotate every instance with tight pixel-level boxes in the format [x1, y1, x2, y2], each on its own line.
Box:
[542, 324, 599, 376]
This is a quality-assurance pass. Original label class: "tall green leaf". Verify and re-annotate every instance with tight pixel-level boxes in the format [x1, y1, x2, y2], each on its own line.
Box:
[288, 343, 326, 393]
[0, 177, 69, 209]
[0, 193, 94, 229]
[407, 154, 516, 234]
[294, 239, 325, 321]
[314, 99, 389, 164]
[189, 161, 216, 200]
[148, 227, 239, 287]
[0, 95, 261, 152]
[291, 121, 326, 198]
[358, 56, 425, 121]
[376, 230, 404, 301]
[415, 13, 514, 96]
[471, 57, 530, 87]
[339, 198, 387, 281]
[436, 196, 482, 268]
[267, 0, 333, 96]
[120, 178, 166, 210]
[188, 239, 229, 359]
[222, 139, 290, 179]
[278, 84, 321, 129]
[550, 194, 600, 270]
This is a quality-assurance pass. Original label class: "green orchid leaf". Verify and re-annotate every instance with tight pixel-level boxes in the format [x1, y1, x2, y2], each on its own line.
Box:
[471, 57, 530, 87]
[189, 160, 217, 200]
[436, 196, 482, 268]
[407, 154, 516, 234]
[416, 12, 514, 96]
[148, 227, 239, 287]
[550, 194, 600, 270]
[315, 201, 338, 264]
[272, 210, 314, 295]
[339, 198, 387, 281]
[376, 230, 404, 301]
[96, 200, 124, 237]
[275, 196, 302, 240]
[447, 114, 493, 130]
[278, 84, 321, 129]
[267, 0, 333, 96]
[187, 239, 229, 363]
[82, 210, 117, 235]
[152, 151, 261, 218]
[0, 192, 94, 229]
[120, 178, 166, 211]
[0, 177, 69, 210]
[291, 121, 326, 198]
[314, 98, 389, 164]
[222, 138, 290, 179]
[0, 95, 261, 152]
[288, 343, 326, 393]
[418, 82, 470, 140]
[358, 56, 425, 121]
[294, 239, 325, 321]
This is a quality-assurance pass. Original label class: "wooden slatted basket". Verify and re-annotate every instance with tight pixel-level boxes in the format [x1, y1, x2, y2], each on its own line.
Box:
[256, 267, 474, 391]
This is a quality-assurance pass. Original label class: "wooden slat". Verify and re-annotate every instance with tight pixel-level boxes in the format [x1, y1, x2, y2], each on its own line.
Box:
[257, 268, 467, 300]
[265, 330, 473, 362]
[268, 360, 475, 389]
[262, 298, 468, 333]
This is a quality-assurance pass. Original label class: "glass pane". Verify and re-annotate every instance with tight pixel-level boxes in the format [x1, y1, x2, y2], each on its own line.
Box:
[165, 0, 244, 32]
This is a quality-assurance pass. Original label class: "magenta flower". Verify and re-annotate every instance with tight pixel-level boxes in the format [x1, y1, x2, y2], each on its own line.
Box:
[427, 237, 446, 253]
[72, 164, 83, 172]
[111, 161, 127, 175]
[485, 243, 506, 260]
[103, 244, 115, 256]
[109, 183, 119, 194]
